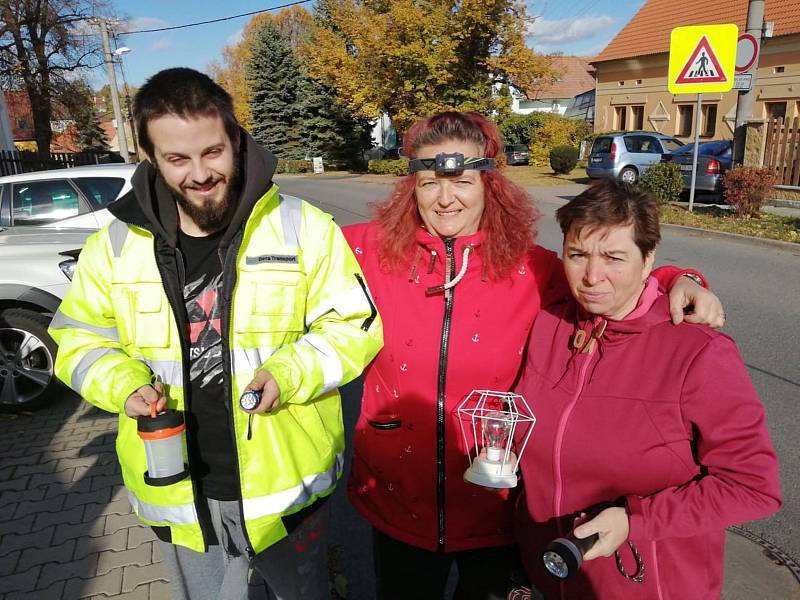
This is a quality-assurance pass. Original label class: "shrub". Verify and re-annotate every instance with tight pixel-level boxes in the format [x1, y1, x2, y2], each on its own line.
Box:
[275, 159, 312, 174]
[639, 162, 684, 204]
[368, 159, 409, 176]
[549, 146, 579, 174]
[722, 166, 777, 218]
[496, 112, 592, 166]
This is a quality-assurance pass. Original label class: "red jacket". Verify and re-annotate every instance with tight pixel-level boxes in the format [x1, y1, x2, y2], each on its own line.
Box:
[514, 289, 781, 599]
[344, 222, 694, 553]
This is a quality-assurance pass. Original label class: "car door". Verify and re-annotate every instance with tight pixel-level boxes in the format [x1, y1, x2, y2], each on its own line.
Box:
[70, 176, 127, 228]
[10, 178, 93, 227]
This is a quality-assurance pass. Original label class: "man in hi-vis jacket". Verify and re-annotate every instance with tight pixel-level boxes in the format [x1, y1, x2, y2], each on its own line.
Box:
[50, 68, 383, 600]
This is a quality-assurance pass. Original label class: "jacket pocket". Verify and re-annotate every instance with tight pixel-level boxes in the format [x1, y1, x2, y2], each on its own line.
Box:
[235, 265, 305, 333]
[111, 283, 171, 348]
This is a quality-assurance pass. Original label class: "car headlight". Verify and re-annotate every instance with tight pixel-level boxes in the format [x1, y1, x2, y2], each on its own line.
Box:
[59, 259, 77, 281]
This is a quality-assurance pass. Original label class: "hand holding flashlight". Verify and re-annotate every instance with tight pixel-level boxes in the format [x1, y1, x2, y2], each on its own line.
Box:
[124, 375, 166, 417]
[241, 369, 281, 413]
[572, 506, 630, 560]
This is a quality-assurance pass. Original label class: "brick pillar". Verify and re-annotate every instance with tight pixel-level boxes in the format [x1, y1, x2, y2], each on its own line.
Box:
[743, 119, 767, 167]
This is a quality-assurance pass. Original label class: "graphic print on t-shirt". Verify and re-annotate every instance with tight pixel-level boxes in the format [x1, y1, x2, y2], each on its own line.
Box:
[184, 273, 224, 388]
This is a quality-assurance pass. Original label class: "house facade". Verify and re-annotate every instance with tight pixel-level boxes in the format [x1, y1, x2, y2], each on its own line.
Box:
[512, 55, 596, 118]
[590, 0, 800, 141]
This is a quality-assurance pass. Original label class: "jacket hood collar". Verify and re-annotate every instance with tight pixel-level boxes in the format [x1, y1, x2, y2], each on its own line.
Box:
[107, 128, 277, 247]
[574, 291, 672, 341]
[414, 227, 486, 251]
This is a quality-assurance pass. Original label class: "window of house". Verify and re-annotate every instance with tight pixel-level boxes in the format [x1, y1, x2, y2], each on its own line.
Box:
[636, 79, 643, 85]
[15, 118, 28, 130]
[774, 66, 785, 74]
[615, 106, 628, 130]
[701, 104, 718, 137]
[618, 81, 625, 86]
[631, 105, 645, 130]
[677, 105, 693, 137]
[765, 102, 787, 120]
[11, 179, 80, 225]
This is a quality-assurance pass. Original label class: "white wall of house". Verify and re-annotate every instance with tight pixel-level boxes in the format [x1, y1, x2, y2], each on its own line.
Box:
[511, 95, 570, 115]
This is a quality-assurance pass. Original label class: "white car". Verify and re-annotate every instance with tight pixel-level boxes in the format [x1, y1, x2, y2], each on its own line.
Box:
[0, 226, 94, 412]
[0, 163, 136, 229]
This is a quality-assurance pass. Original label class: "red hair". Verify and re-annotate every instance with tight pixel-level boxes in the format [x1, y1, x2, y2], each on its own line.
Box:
[373, 111, 540, 278]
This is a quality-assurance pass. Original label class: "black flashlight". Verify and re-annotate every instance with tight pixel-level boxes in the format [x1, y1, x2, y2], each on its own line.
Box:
[239, 390, 261, 411]
[542, 530, 599, 579]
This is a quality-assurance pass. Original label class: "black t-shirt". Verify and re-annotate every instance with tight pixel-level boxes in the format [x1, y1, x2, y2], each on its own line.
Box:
[178, 229, 239, 500]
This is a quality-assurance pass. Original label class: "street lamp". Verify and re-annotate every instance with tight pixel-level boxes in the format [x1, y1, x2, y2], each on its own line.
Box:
[112, 46, 138, 159]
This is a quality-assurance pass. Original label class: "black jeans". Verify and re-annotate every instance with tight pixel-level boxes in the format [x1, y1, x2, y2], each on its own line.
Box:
[373, 529, 523, 600]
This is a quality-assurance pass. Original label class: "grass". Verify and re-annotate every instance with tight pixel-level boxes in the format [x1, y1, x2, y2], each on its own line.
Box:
[503, 164, 590, 186]
[659, 203, 800, 244]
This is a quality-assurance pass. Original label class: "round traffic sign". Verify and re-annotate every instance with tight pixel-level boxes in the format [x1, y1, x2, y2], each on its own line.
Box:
[736, 33, 759, 72]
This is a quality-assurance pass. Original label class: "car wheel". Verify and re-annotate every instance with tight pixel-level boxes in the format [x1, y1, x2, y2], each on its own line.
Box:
[619, 167, 638, 184]
[0, 309, 60, 413]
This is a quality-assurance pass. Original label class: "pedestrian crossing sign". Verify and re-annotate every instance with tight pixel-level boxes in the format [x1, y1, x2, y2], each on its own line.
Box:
[669, 24, 738, 94]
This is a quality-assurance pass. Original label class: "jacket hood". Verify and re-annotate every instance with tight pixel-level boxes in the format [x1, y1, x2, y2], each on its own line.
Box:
[572, 291, 672, 349]
[107, 128, 277, 247]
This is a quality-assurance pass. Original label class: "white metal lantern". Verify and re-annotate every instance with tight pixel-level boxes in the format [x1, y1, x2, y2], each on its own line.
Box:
[456, 390, 536, 488]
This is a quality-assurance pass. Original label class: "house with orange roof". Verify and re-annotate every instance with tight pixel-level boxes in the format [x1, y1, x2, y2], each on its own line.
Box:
[513, 55, 596, 120]
[590, 0, 800, 140]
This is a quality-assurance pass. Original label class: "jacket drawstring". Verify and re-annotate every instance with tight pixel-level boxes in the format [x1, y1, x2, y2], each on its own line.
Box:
[427, 250, 438, 274]
[426, 246, 472, 297]
[408, 246, 423, 282]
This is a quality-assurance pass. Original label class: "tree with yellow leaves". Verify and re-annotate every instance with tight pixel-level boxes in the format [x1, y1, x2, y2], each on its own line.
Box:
[306, 0, 556, 134]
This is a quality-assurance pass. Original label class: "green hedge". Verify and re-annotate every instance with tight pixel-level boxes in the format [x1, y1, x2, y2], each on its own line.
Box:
[276, 159, 312, 174]
[368, 159, 409, 176]
[549, 145, 579, 174]
[639, 162, 684, 204]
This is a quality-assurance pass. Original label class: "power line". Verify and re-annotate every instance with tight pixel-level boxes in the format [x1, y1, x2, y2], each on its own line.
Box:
[115, 0, 312, 35]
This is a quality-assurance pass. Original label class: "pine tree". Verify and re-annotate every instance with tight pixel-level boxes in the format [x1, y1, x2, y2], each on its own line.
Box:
[296, 76, 372, 169]
[59, 80, 109, 151]
[246, 20, 305, 159]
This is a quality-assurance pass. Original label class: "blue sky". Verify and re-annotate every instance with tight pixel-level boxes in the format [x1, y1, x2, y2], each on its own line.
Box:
[101, 0, 647, 87]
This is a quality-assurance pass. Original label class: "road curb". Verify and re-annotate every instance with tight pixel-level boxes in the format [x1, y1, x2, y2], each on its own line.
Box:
[660, 222, 800, 252]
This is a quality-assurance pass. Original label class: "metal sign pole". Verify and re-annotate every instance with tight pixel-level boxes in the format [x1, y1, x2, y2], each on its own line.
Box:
[688, 93, 703, 212]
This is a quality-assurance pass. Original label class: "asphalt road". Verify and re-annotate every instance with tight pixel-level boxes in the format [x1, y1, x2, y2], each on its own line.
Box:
[275, 174, 800, 596]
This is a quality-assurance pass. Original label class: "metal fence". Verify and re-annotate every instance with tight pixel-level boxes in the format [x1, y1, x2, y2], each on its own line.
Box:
[764, 117, 800, 187]
[0, 150, 124, 176]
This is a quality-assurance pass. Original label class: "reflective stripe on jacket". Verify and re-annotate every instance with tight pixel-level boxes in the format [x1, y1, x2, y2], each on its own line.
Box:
[50, 186, 383, 553]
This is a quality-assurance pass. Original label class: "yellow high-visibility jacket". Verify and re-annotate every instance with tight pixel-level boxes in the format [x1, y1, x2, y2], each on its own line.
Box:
[50, 184, 382, 554]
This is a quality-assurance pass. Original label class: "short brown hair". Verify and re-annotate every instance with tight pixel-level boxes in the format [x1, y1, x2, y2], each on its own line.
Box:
[555, 178, 661, 257]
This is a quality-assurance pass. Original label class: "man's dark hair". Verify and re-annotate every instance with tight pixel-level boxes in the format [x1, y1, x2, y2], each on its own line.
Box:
[133, 68, 239, 159]
[555, 178, 661, 258]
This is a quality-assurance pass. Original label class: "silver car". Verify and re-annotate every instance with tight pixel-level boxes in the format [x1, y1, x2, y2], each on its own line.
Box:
[0, 164, 135, 230]
[0, 226, 93, 412]
[586, 133, 684, 184]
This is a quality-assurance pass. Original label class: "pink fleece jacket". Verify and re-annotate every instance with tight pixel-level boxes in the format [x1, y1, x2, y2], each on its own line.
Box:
[514, 285, 781, 599]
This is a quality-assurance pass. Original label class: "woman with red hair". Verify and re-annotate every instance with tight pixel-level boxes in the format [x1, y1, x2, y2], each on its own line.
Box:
[342, 111, 722, 600]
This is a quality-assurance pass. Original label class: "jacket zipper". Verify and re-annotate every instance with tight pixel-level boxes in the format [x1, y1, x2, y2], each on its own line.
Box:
[436, 238, 456, 550]
[553, 325, 597, 528]
[150, 239, 212, 550]
[218, 237, 258, 558]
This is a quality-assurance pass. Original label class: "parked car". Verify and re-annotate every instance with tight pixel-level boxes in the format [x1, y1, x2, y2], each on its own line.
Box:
[504, 144, 530, 166]
[0, 163, 136, 229]
[661, 140, 733, 200]
[586, 132, 684, 184]
[0, 226, 93, 412]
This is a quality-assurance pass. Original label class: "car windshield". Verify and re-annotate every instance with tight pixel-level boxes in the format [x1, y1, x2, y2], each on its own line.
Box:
[506, 145, 527, 152]
[660, 138, 684, 153]
[591, 137, 613, 154]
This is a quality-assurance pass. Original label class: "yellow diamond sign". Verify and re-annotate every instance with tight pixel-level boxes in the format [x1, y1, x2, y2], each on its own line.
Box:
[668, 24, 738, 94]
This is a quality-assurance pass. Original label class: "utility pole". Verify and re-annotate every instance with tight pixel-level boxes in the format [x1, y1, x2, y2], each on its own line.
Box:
[732, 0, 765, 165]
[97, 19, 130, 163]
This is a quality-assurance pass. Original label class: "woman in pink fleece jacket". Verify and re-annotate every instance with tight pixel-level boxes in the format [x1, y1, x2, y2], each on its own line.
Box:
[514, 178, 782, 599]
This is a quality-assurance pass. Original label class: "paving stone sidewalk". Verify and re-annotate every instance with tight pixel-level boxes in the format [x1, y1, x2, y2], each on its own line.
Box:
[2, 390, 798, 599]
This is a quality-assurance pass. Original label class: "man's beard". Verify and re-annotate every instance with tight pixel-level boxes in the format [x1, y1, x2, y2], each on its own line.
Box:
[160, 156, 242, 234]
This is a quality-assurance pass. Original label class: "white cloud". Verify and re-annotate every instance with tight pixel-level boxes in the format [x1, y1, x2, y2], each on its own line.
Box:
[529, 15, 615, 46]
[121, 16, 170, 33]
[227, 29, 244, 47]
[149, 38, 174, 52]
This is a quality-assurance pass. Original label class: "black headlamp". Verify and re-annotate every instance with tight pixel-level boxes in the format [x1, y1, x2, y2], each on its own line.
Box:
[408, 152, 496, 176]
